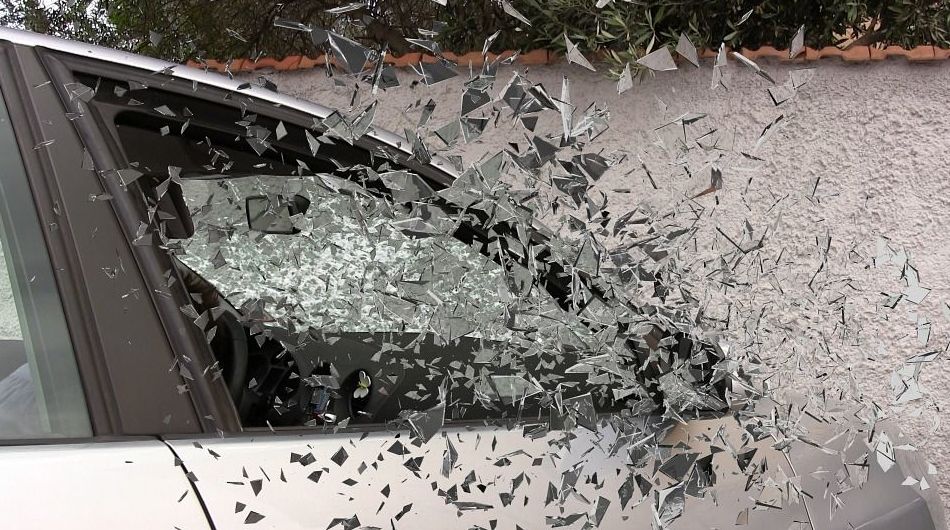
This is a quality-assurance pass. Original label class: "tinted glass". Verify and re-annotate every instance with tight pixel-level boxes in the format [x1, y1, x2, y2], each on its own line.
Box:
[0, 89, 91, 440]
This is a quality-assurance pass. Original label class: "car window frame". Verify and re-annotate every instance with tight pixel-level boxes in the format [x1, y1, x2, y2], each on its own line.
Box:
[0, 43, 118, 443]
[37, 50, 258, 435]
[0, 42, 215, 442]
[54, 60, 581, 432]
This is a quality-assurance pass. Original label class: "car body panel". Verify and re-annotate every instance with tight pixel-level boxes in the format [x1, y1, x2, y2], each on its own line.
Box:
[787, 414, 944, 530]
[0, 440, 210, 529]
[168, 418, 809, 530]
[169, 415, 944, 529]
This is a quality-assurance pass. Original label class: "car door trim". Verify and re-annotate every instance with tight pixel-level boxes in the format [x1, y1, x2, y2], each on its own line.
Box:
[37, 50, 242, 435]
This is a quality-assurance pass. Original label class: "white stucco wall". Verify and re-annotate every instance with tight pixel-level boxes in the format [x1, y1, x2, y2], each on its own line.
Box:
[262, 57, 950, 509]
[0, 242, 23, 340]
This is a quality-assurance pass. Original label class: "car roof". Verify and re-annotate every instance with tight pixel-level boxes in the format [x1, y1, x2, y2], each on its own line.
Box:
[0, 26, 457, 178]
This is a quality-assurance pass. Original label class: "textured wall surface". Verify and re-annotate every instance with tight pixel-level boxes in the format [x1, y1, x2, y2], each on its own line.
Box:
[0, 243, 22, 340]
[264, 57, 950, 512]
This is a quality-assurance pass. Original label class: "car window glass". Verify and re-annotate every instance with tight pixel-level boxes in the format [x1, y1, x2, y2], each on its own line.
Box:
[0, 92, 91, 440]
[0, 241, 36, 437]
[179, 174, 522, 338]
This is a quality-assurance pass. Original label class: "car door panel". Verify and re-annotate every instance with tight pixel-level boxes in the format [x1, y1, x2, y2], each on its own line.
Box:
[784, 412, 944, 530]
[0, 440, 210, 529]
[169, 418, 809, 529]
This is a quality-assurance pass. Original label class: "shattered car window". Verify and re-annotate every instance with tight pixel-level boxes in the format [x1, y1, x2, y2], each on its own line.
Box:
[172, 167, 678, 428]
[79, 56, 734, 435]
[178, 174, 515, 336]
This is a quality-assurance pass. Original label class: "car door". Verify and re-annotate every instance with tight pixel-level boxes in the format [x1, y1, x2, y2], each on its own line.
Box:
[0, 39, 212, 529]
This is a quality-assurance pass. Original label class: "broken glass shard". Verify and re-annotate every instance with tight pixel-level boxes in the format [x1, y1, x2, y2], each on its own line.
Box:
[732, 51, 776, 84]
[413, 60, 458, 85]
[407, 401, 445, 443]
[617, 62, 633, 94]
[330, 447, 349, 466]
[328, 33, 370, 74]
[637, 47, 677, 72]
[790, 25, 805, 59]
[711, 43, 727, 90]
[675, 33, 699, 67]
[500, 0, 532, 26]
[563, 34, 596, 71]
[325, 2, 365, 14]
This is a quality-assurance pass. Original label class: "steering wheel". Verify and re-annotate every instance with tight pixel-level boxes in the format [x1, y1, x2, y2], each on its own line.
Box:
[212, 310, 249, 405]
[174, 259, 250, 406]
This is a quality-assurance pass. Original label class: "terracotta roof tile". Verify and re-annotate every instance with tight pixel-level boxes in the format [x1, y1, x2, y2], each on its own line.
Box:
[187, 46, 950, 74]
[741, 46, 786, 60]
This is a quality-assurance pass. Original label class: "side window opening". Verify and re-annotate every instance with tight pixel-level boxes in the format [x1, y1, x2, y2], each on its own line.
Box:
[76, 70, 715, 435]
[173, 173, 610, 429]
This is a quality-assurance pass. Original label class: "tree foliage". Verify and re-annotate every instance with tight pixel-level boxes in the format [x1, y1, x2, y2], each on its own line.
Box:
[2, 0, 947, 66]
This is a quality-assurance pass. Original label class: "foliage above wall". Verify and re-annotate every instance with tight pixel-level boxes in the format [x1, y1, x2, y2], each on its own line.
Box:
[2, 0, 948, 66]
